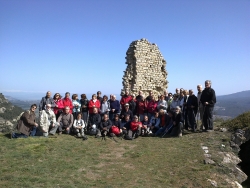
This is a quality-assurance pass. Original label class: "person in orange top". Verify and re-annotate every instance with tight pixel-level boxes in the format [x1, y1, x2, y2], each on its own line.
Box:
[88, 94, 101, 115]
[129, 115, 142, 139]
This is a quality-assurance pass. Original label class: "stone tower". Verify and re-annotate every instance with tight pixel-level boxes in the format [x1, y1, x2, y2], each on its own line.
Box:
[121, 38, 168, 97]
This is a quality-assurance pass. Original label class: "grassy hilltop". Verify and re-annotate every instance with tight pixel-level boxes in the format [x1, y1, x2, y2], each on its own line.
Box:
[0, 128, 241, 188]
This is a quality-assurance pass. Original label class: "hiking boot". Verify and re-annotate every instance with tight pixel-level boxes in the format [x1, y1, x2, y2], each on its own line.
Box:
[82, 135, 88, 140]
[95, 135, 100, 138]
[110, 133, 115, 137]
[77, 133, 81, 138]
[178, 133, 182, 137]
[58, 132, 62, 135]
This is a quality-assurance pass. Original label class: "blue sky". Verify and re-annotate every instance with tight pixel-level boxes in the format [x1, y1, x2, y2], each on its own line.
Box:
[0, 0, 249, 100]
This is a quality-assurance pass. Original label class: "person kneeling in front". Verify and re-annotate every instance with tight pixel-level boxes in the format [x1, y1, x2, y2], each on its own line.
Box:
[73, 113, 87, 140]
[38, 104, 58, 137]
[57, 106, 74, 135]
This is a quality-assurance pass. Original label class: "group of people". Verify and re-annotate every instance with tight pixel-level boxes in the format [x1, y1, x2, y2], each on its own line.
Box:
[11, 80, 216, 141]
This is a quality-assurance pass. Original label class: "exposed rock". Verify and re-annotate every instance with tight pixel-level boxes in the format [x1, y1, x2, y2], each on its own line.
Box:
[121, 38, 168, 96]
[218, 152, 241, 165]
[204, 158, 215, 165]
[229, 166, 248, 184]
[207, 179, 218, 187]
[0, 107, 6, 113]
[230, 181, 243, 188]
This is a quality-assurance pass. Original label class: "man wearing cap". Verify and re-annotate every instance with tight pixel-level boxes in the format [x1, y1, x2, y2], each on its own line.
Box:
[200, 80, 216, 131]
[62, 92, 73, 114]
[120, 89, 132, 110]
[39, 91, 56, 111]
[120, 103, 133, 121]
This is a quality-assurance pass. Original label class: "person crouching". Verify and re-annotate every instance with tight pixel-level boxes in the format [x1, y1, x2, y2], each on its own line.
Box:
[128, 115, 142, 139]
[96, 114, 112, 138]
[39, 104, 59, 137]
[73, 113, 87, 140]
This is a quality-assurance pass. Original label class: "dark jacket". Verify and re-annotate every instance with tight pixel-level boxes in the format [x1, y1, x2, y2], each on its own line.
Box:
[80, 99, 89, 112]
[88, 113, 101, 129]
[172, 112, 183, 126]
[200, 87, 216, 107]
[112, 120, 122, 129]
[39, 97, 56, 111]
[120, 109, 133, 121]
[121, 120, 131, 129]
[109, 100, 120, 114]
[100, 119, 112, 130]
[129, 100, 137, 115]
[186, 94, 198, 111]
[17, 110, 36, 136]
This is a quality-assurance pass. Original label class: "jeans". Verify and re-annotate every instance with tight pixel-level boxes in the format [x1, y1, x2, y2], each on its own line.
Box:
[12, 133, 28, 138]
[30, 126, 37, 136]
[82, 112, 88, 124]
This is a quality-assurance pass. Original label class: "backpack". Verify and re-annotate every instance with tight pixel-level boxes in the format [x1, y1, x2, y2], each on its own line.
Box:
[111, 126, 120, 136]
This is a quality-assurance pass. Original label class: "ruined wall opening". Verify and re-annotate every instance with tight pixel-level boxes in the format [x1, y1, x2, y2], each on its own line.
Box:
[239, 139, 250, 187]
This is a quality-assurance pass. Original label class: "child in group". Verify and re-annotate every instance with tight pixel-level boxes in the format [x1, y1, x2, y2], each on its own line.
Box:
[141, 115, 151, 136]
[73, 113, 87, 140]
[72, 94, 81, 120]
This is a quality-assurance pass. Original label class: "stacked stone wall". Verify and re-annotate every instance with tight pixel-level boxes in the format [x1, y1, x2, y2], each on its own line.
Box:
[121, 38, 168, 96]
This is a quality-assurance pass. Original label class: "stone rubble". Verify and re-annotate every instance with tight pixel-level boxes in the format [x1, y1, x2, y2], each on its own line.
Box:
[121, 38, 168, 96]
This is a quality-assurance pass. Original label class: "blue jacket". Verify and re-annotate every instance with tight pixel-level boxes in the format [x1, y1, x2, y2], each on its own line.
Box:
[150, 116, 160, 128]
[110, 100, 120, 114]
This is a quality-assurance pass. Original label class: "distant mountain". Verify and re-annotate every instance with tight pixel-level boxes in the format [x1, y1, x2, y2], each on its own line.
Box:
[5, 96, 39, 110]
[215, 90, 250, 118]
[0, 93, 24, 132]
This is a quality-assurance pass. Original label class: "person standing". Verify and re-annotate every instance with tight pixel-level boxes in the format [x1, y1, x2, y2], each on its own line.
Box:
[53, 93, 64, 120]
[186, 90, 198, 132]
[80, 94, 89, 124]
[39, 91, 56, 111]
[97, 91, 103, 103]
[62, 92, 73, 114]
[120, 89, 132, 110]
[72, 94, 81, 119]
[109, 95, 120, 121]
[88, 94, 101, 116]
[197, 85, 204, 131]
[200, 80, 216, 131]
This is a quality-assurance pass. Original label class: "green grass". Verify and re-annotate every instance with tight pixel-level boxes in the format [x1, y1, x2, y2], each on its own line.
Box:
[0, 130, 243, 188]
[219, 111, 250, 131]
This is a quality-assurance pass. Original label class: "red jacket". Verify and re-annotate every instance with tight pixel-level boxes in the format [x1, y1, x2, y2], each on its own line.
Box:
[53, 99, 64, 115]
[147, 100, 158, 113]
[120, 95, 132, 110]
[130, 121, 142, 131]
[137, 100, 146, 115]
[88, 99, 101, 114]
[62, 98, 73, 114]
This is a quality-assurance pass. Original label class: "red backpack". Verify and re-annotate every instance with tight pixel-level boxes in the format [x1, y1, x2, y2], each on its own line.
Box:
[111, 126, 120, 136]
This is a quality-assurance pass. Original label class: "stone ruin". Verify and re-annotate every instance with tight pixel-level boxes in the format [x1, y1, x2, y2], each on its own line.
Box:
[121, 38, 168, 96]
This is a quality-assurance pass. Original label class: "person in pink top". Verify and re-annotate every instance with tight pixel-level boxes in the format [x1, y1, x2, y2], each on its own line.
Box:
[120, 89, 132, 110]
[88, 94, 101, 115]
[53, 93, 64, 119]
[147, 95, 158, 121]
[62, 92, 73, 114]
